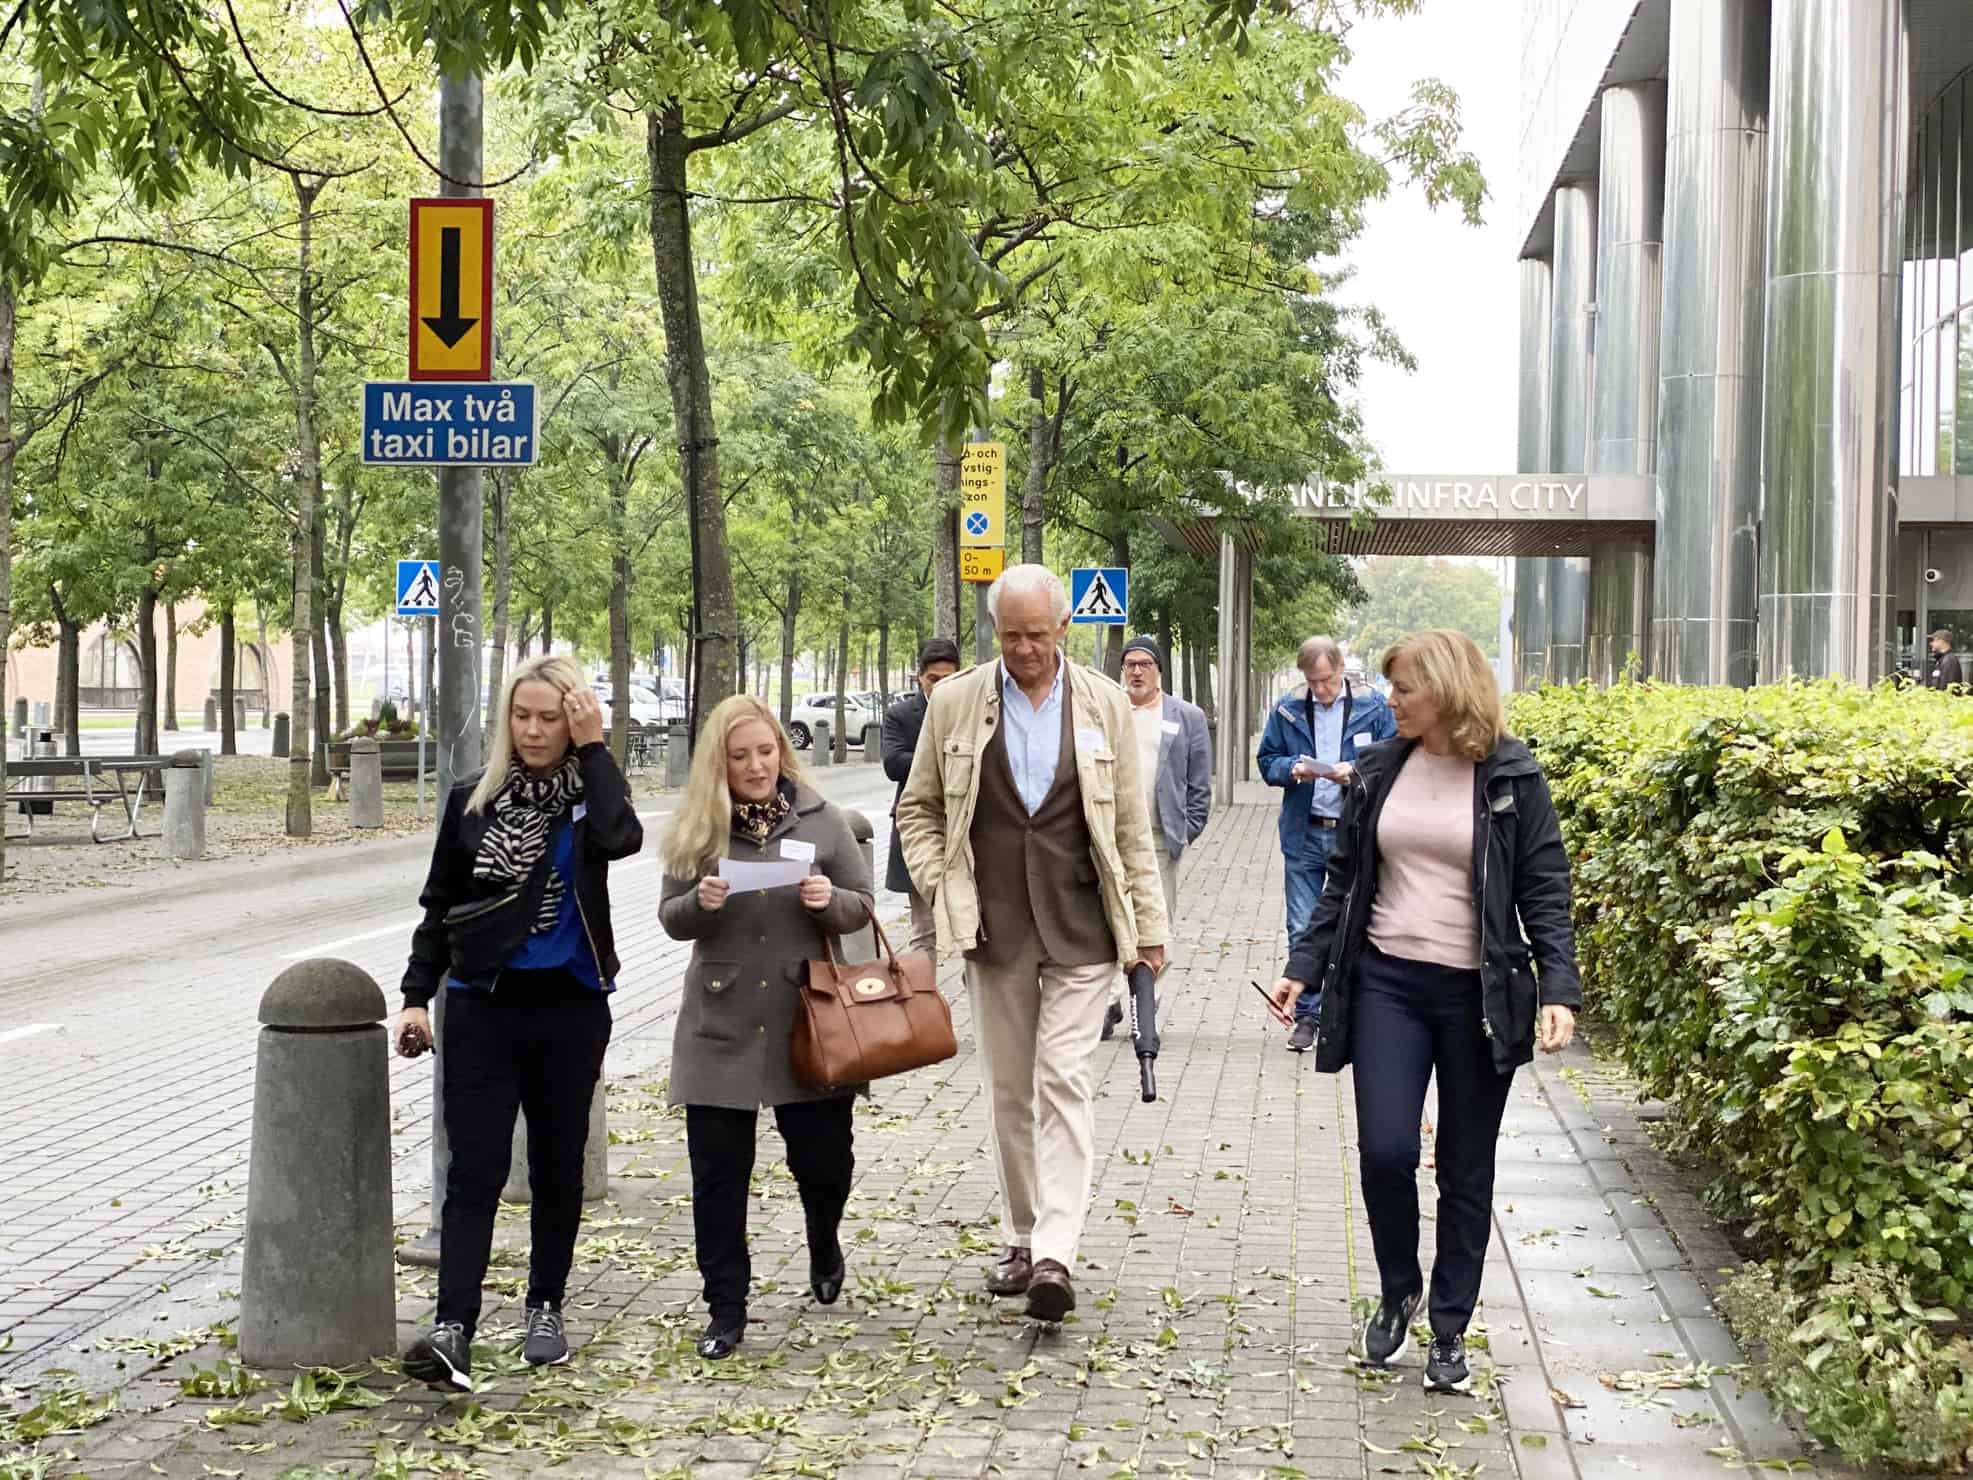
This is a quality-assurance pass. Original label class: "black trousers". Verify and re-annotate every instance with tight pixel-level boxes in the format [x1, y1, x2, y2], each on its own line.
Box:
[685, 1098, 855, 1320]
[437, 972, 613, 1337]
[1350, 945, 1514, 1338]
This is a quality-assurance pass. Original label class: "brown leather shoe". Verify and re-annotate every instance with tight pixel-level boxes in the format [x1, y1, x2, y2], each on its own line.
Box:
[985, 1246, 1032, 1297]
[1025, 1259, 1075, 1322]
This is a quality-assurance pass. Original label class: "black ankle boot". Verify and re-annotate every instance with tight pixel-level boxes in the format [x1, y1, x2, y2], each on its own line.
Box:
[809, 1244, 847, 1305]
[696, 1311, 746, 1360]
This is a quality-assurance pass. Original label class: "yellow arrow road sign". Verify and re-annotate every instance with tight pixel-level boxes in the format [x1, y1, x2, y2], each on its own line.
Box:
[409, 198, 493, 381]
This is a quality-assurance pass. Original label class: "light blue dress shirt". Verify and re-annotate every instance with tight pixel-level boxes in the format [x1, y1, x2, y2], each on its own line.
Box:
[1308, 690, 1346, 819]
[999, 659, 1066, 815]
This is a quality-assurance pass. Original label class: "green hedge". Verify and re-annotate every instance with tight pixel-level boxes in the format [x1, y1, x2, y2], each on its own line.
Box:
[1510, 681, 1973, 1465]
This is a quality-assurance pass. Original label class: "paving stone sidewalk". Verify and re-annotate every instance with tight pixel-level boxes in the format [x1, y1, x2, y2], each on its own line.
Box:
[13, 796, 1851, 1479]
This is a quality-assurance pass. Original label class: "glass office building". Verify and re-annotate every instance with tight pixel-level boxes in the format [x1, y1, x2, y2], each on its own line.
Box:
[1514, 0, 1973, 685]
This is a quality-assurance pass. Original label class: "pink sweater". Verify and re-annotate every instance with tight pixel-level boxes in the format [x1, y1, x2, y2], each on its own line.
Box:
[1366, 748, 1480, 969]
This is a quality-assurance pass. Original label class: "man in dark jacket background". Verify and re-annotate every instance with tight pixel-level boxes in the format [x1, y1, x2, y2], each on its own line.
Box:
[1927, 629, 1965, 691]
[883, 637, 961, 951]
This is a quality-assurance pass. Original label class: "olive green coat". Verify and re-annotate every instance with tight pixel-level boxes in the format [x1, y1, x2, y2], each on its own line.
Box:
[659, 785, 874, 1108]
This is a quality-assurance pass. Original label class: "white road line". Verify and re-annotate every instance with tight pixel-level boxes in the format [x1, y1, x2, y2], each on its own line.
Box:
[0, 1023, 61, 1045]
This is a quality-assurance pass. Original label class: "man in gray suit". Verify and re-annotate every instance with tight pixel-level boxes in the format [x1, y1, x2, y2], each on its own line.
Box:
[1105, 636, 1212, 1036]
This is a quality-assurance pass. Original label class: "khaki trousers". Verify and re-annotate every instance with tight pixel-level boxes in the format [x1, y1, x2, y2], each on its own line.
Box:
[964, 931, 1115, 1268]
[907, 887, 937, 958]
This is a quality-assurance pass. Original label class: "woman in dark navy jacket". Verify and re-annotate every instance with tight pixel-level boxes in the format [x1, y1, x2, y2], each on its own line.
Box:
[393, 655, 643, 1390]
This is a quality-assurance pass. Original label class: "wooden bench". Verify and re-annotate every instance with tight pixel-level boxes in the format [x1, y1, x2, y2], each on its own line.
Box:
[326, 739, 437, 800]
[4, 755, 174, 844]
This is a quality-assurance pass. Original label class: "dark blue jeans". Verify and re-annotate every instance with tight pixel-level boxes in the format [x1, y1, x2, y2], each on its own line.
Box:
[1350, 945, 1514, 1338]
[1284, 823, 1338, 1021]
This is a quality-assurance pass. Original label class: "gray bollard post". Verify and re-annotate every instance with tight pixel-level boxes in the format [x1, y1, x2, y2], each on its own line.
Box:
[11, 696, 26, 737]
[349, 737, 384, 828]
[203, 697, 219, 731]
[663, 720, 689, 788]
[841, 808, 876, 959]
[272, 712, 290, 758]
[240, 960, 396, 1370]
[501, 1081, 610, 1205]
[811, 719, 833, 767]
[31, 700, 49, 727]
[162, 750, 207, 860]
[234, 696, 248, 731]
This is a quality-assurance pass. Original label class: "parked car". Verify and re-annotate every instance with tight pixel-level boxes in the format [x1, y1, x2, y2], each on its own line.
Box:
[594, 680, 684, 736]
[786, 692, 875, 750]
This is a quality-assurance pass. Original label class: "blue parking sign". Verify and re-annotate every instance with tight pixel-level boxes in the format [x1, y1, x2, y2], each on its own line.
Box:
[397, 560, 441, 617]
[1070, 567, 1128, 625]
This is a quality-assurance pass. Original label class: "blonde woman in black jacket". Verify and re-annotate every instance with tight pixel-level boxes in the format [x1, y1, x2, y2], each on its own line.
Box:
[1269, 630, 1580, 1396]
[394, 655, 643, 1391]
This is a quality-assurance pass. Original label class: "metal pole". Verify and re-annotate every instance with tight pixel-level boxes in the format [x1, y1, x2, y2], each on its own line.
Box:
[403, 68, 486, 1268]
[974, 582, 992, 664]
[416, 617, 429, 821]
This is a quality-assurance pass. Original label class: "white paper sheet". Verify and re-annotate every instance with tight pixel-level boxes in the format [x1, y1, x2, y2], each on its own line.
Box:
[719, 857, 809, 891]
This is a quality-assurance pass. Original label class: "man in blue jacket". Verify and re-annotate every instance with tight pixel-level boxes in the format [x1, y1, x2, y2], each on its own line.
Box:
[1256, 635, 1395, 1051]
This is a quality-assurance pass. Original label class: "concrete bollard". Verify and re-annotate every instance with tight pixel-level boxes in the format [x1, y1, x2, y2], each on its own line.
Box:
[811, 719, 833, 767]
[841, 809, 876, 959]
[31, 700, 49, 727]
[203, 697, 219, 731]
[11, 696, 26, 736]
[663, 720, 689, 788]
[240, 959, 396, 1370]
[349, 737, 384, 828]
[162, 750, 207, 860]
[501, 1082, 610, 1206]
[272, 713, 291, 759]
[235, 696, 248, 731]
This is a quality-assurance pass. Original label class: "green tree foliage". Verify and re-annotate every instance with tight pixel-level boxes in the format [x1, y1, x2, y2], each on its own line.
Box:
[1339, 556, 1502, 667]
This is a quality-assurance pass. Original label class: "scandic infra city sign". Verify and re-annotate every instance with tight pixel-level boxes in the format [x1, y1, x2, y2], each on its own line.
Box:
[1287, 475, 1624, 519]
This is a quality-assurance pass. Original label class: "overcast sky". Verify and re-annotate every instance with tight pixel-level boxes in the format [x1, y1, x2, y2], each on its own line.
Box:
[1334, 3, 1521, 474]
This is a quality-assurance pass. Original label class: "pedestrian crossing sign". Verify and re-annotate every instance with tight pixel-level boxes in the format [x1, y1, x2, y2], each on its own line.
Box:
[1070, 567, 1128, 625]
[397, 559, 441, 617]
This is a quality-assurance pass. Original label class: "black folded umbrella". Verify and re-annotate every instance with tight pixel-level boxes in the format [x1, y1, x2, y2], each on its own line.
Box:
[1126, 960, 1160, 1102]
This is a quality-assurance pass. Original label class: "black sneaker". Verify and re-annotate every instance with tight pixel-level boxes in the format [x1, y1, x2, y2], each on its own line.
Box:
[1357, 1291, 1419, 1367]
[1286, 1017, 1317, 1053]
[1424, 1332, 1471, 1392]
[402, 1321, 473, 1391]
[1100, 1001, 1124, 1041]
[523, 1302, 569, 1366]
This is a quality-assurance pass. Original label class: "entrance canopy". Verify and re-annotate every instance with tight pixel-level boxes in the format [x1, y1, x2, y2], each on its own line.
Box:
[1158, 472, 1657, 558]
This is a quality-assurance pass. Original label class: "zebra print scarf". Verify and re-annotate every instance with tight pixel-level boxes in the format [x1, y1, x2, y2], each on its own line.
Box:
[474, 751, 585, 932]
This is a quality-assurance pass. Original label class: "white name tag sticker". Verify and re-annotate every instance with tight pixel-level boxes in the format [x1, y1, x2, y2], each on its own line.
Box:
[572, 802, 588, 822]
[1161, 720, 1181, 736]
[780, 838, 816, 863]
[1352, 733, 1372, 748]
[1075, 727, 1105, 751]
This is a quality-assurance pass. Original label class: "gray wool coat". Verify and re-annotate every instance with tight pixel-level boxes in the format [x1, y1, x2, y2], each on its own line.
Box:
[659, 783, 874, 1109]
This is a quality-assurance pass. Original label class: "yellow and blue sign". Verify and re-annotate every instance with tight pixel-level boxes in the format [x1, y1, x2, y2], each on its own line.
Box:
[959, 442, 1005, 549]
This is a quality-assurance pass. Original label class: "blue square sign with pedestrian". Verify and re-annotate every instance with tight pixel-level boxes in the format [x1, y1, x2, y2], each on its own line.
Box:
[1070, 567, 1128, 625]
[397, 559, 442, 617]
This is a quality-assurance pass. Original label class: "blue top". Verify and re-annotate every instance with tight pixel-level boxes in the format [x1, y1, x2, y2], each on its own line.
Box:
[1306, 690, 1347, 819]
[451, 818, 609, 992]
[999, 658, 1065, 816]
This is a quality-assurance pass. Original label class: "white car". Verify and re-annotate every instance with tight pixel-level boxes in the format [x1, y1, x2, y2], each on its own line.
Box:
[786, 693, 875, 750]
[594, 681, 683, 736]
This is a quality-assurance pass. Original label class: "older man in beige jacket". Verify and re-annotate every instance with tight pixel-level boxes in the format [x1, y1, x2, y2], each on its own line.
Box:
[897, 563, 1168, 1322]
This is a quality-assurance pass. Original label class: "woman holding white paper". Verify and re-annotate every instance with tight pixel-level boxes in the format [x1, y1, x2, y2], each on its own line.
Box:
[658, 693, 874, 1358]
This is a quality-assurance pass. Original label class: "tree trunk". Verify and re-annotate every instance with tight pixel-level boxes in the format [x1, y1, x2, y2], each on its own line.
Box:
[932, 441, 960, 638]
[285, 177, 323, 837]
[541, 602, 553, 654]
[607, 450, 632, 766]
[135, 583, 160, 756]
[877, 615, 891, 706]
[778, 569, 800, 726]
[328, 474, 356, 735]
[163, 599, 179, 730]
[310, 501, 332, 785]
[1192, 640, 1215, 723]
[51, 585, 80, 756]
[487, 469, 512, 735]
[834, 591, 851, 763]
[255, 606, 271, 726]
[1099, 529, 1131, 678]
[219, 601, 238, 756]
[647, 107, 737, 738]
[1021, 366, 1052, 566]
[1157, 610, 1173, 693]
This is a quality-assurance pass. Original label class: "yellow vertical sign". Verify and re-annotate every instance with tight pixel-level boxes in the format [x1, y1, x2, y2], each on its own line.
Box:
[958, 442, 1006, 550]
[409, 198, 493, 381]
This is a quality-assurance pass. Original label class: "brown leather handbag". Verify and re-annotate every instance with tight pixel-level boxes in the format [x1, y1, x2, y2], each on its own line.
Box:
[791, 902, 956, 1090]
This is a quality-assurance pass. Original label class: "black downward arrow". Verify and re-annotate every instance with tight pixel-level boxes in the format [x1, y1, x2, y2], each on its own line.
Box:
[422, 226, 478, 348]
